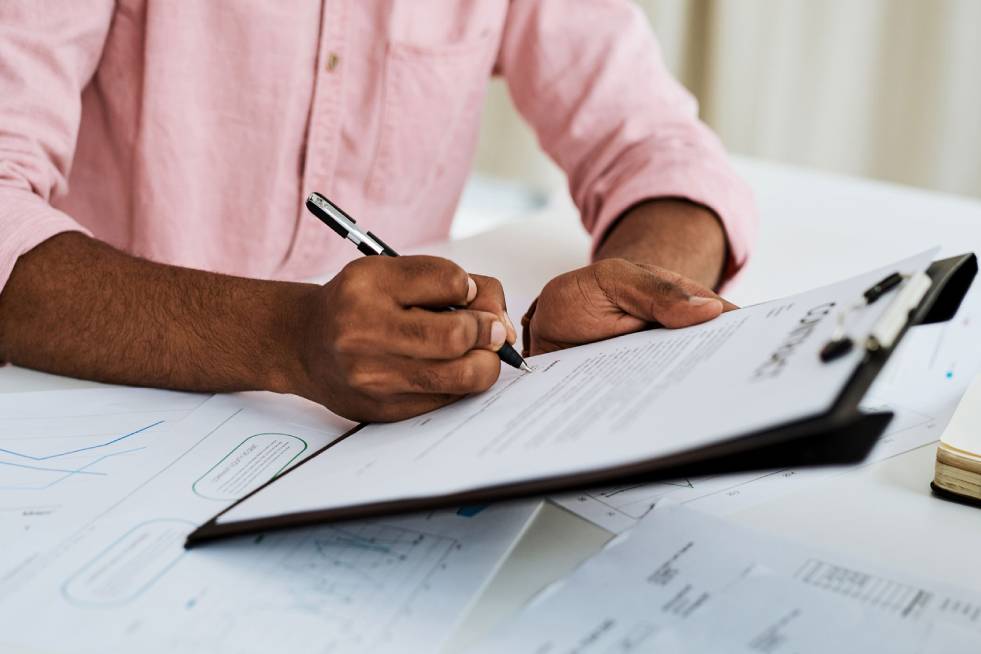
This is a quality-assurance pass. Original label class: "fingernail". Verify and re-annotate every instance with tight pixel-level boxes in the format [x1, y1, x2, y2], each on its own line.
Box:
[466, 277, 477, 303]
[490, 321, 506, 348]
[688, 296, 722, 308]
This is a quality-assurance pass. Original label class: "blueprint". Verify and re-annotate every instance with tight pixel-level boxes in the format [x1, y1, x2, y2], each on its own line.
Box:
[0, 388, 207, 564]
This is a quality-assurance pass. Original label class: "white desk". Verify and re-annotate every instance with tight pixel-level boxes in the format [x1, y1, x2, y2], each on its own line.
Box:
[4, 158, 981, 651]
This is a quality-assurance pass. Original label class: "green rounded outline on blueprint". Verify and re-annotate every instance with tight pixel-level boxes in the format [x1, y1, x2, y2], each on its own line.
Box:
[61, 518, 195, 608]
[191, 433, 308, 501]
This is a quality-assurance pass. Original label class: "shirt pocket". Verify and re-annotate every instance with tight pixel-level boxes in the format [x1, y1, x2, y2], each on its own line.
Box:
[366, 32, 498, 205]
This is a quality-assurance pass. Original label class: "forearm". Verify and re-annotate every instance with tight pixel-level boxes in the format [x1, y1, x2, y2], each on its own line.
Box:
[0, 232, 311, 394]
[594, 199, 729, 290]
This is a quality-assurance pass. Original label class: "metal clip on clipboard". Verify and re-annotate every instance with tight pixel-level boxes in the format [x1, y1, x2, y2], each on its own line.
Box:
[820, 271, 934, 362]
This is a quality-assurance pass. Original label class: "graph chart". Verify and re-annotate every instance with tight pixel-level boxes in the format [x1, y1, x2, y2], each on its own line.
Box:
[0, 388, 205, 549]
[0, 421, 162, 491]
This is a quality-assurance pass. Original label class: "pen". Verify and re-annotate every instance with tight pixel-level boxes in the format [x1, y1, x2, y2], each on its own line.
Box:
[305, 192, 532, 373]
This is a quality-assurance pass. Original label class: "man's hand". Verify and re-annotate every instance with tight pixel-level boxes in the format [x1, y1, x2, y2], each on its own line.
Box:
[0, 234, 516, 425]
[523, 258, 736, 355]
[294, 256, 517, 422]
[522, 198, 738, 356]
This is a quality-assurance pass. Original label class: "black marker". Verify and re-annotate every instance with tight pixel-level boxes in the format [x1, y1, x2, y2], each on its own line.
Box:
[305, 192, 532, 373]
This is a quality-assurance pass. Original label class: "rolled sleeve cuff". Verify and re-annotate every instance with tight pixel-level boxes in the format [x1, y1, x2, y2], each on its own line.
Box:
[588, 156, 758, 287]
[0, 189, 91, 294]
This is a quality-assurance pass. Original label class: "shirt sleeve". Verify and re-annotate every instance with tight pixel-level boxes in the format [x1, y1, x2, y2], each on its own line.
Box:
[496, 0, 758, 282]
[0, 2, 113, 293]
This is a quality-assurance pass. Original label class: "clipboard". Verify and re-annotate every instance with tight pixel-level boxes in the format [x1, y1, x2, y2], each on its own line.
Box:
[186, 254, 977, 547]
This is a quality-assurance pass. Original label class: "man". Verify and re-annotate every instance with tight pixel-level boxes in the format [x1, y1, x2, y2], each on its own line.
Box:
[0, 1, 755, 422]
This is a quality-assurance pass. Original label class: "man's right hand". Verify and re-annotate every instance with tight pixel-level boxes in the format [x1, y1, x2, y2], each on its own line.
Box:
[293, 256, 517, 422]
[0, 235, 516, 425]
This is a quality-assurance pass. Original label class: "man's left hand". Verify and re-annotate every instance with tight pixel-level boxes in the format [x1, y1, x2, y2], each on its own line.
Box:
[523, 258, 738, 356]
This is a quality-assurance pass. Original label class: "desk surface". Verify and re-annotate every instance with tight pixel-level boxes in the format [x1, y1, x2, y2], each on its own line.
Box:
[4, 158, 981, 651]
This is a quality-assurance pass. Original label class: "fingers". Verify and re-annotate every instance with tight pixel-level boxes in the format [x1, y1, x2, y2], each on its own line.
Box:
[333, 306, 508, 359]
[597, 259, 729, 329]
[313, 257, 516, 422]
[720, 298, 740, 312]
[467, 274, 517, 343]
[331, 256, 513, 362]
[379, 255, 475, 308]
[345, 350, 502, 399]
[357, 257, 517, 341]
[392, 308, 509, 358]
[637, 263, 739, 312]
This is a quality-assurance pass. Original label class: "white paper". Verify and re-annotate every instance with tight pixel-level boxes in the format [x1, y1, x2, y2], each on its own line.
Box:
[554, 282, 981, 531]
[0, 392, 540, 654]
[940, 374, 981, 452]
[470, 505, 981, 653]
[0, 388, 208, 567]
[216, 251, 937, 526]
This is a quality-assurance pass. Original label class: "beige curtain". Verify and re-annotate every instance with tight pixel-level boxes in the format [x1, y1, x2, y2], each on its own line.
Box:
[474, 0, 981, 199]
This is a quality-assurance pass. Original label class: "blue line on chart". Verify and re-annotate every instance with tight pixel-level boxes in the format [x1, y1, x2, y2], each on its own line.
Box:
[0, 446, 147, 491]
[0, 421, 163, 461]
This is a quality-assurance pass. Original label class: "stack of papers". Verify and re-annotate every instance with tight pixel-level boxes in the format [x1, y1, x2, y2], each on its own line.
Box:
[2, 250, 978, 653]
[0, 389, 540, 653]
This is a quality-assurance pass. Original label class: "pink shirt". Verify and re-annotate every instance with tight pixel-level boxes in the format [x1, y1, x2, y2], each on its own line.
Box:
[0, 1, 756, 294]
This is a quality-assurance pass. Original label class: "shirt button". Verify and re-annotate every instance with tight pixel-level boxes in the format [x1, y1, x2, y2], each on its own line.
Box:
[325, 52, 340, 72]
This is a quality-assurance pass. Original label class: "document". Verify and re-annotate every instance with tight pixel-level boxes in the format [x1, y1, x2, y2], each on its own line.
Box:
[0, 392, 540, 654]
[209, 251, 937, 531]
[470, 505, 981, 653]
[0, 387, 208, 572]
[553, 282, 981, 531]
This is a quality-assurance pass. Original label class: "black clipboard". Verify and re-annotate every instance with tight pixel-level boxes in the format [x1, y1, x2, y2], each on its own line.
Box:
[186, 254, 978, 547]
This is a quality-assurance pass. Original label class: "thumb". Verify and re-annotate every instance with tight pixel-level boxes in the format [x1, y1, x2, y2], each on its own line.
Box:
[605, 261, 725, 329]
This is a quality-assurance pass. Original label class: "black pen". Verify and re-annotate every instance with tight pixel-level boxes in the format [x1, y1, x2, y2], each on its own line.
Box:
[305, 192, 532, 373]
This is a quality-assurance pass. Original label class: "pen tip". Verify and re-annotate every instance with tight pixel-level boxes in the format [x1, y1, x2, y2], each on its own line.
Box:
[520, 362, 533, 374]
